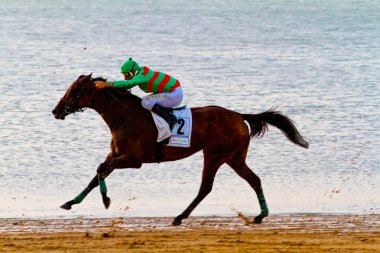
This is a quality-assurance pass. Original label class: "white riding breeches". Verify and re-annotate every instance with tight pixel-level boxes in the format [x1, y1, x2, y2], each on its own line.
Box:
[141, 87, 183, 110]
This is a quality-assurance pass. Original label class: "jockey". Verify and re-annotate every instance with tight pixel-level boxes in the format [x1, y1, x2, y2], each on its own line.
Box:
[95, 58, 183, 129]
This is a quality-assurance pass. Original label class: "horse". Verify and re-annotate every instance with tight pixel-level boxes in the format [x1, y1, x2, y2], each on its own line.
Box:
[52, 73, 309, 225]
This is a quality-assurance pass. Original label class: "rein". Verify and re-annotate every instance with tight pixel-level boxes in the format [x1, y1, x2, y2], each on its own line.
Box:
[62, 76, 139, 119]
[106, 90, 129, 111]
[106, 89, 154, 131]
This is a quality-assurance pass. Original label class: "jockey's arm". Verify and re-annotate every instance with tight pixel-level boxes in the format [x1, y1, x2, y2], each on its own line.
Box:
[112, 74, 148, 89]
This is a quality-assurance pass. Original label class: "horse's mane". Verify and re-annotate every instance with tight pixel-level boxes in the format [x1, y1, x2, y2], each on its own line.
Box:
[91, 76, 142, 103]
[92, 76, 106, 82]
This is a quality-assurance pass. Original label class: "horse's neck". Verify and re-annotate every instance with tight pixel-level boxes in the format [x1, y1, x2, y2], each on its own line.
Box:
[89, 89, 145, 129]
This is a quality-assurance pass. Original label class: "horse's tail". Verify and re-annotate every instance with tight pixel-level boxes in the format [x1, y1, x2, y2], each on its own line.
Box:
[242, 109, 309, 149]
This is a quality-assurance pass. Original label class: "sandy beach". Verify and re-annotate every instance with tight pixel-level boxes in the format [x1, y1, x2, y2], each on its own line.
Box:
[1, 214, 379, 252]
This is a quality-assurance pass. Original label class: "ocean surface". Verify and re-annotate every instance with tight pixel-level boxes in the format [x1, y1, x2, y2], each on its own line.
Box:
[0, 0, 379, 219]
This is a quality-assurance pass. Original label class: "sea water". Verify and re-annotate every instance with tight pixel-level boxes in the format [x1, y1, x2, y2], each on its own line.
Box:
[0, 0, 379, 218]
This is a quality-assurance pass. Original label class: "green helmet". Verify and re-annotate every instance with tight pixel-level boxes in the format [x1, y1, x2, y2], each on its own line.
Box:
[121, 58, 140, 73]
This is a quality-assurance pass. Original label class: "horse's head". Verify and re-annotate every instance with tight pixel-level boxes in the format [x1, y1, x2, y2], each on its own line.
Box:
[52, 73, 96, 120]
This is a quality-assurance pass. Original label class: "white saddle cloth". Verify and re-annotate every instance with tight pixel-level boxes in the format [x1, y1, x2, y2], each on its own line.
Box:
[151, 108, 192, 147]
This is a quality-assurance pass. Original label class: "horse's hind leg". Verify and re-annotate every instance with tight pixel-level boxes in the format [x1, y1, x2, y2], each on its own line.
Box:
[172, 156, 223, 226]
[227, 150, 269, 224]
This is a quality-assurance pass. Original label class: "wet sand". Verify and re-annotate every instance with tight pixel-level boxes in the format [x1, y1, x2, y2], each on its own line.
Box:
[1, 214, 379, 252]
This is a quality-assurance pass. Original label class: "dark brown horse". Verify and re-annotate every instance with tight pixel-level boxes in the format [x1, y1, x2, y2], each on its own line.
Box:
[52, 74, 309, 225]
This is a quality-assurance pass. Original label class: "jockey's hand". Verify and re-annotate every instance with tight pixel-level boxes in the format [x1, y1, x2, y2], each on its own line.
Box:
[95, 81, 107, 89]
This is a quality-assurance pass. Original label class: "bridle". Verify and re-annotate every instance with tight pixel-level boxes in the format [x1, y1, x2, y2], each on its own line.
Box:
[60, 77, 97, 115]
[60, 75, 139, 119]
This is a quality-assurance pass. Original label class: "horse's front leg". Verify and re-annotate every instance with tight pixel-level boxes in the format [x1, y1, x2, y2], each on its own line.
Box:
[60, 151, 116, 211]
[96, 162, 114, 209]
[60, 162, 115, 210]
[60, 153, 142, 211]
[96, 154, 142, 209]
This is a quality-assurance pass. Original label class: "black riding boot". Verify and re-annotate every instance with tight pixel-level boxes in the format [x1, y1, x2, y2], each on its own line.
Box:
[151, 104, 178, 129]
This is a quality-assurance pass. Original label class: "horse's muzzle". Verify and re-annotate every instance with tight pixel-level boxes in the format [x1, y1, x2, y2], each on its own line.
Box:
[52, 108, 66, 120]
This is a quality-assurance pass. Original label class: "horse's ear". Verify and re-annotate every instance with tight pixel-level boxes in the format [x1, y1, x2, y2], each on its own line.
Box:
[89, 73, 93, 78]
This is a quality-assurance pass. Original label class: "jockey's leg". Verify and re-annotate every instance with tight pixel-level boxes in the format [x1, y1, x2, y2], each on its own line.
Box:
[141, 87, 183, 129]
[151, 104, 178, 129]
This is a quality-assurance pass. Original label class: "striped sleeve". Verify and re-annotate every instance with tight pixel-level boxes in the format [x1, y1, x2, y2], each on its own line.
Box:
[113, 74, 149, 89]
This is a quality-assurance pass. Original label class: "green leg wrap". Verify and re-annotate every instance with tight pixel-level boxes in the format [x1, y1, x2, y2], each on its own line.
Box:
[257, 192, 269, 216]
[99, 176, 107, 194]
[73, 187, 91, 204]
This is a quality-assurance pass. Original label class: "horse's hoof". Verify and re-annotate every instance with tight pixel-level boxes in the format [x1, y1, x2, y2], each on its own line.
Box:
[103, 197, 111, 209]
[60, 203, 72, 210]
[172, 219, 182, 226]
[253, 213, 268, 224]
[253, 216, 263, 224]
